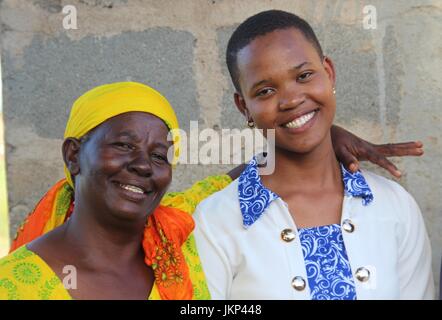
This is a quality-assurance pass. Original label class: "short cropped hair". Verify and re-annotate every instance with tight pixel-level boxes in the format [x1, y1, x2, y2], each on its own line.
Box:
[226, 10, 324, 93]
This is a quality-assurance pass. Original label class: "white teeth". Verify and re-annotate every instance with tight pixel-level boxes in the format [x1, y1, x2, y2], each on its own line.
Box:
[284, 111, 316, 129]
[119, 183, 144, 194]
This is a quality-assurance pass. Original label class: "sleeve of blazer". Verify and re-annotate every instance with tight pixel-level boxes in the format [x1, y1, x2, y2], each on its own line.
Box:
[193, 203, 233, 300]
[397, 191, 434, 299]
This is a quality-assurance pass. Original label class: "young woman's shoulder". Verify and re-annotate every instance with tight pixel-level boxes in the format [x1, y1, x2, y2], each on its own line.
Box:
[193, 178, 243, 229]
[360, 169, 414, 200]
[360, 169, 422, 222]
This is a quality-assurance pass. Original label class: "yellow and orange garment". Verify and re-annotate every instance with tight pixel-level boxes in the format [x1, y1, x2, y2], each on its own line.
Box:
[0, 175, 231, 300]
[0, 82, 232, 300]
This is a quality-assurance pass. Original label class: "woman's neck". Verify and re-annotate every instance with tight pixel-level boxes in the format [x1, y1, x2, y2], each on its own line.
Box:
[261, 133, 342, 195]
[59, 206, 147, 270]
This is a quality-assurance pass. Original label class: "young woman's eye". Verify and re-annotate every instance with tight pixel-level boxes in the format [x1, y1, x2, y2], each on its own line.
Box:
[298, 72, 313, 81]
[256, 88, 274, 97]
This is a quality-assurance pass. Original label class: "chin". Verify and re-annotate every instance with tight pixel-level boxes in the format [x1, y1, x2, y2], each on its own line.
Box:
[279, 129, 331, 154]
[108, 203, 152, 222]
[108, 190, 162, 220]
[280, 145, 316, 155]
[277, 139, 320, 155]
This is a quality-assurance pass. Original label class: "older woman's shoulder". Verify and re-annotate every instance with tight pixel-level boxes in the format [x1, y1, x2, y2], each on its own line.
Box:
[0, 246, 71, 300]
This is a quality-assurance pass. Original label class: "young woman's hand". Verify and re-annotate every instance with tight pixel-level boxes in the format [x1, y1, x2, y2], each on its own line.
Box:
[331, 125, 424, 178]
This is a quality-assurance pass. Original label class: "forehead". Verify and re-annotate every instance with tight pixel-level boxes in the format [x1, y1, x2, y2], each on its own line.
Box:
[237, 28, 320, 78]
[93, 112, 170, 141]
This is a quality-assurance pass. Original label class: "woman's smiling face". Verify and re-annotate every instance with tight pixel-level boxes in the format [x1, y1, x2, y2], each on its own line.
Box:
[69, 112, 173, 223]
[235, 28, 336, 155]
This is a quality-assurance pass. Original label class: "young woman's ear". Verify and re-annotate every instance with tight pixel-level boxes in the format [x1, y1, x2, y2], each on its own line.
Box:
[234, 92, 252, 123]
[62, 138, 82, 177]
[323, 56, 336, 89]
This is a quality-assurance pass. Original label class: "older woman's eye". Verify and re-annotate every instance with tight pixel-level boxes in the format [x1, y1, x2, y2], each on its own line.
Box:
[113, 142, 134, 150]
[152, 153, 169, 164]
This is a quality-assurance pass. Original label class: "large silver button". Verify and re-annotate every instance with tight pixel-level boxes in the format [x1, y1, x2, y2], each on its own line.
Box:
[342, 219, 355, 233]
[281, 229, 296, 242]
[355, 267, 370, 282]
[291, 276, 306, 291]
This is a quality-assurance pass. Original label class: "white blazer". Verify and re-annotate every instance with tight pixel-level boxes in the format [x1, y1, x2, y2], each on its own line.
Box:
[194, 169, 434, 300]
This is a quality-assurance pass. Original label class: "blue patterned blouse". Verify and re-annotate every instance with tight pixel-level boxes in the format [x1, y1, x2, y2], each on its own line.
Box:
[298, 224, 356, 300]
[238, 156, 374, 300]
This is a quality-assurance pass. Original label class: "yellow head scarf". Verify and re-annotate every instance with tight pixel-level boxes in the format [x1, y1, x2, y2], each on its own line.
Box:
[63, 81, 180, 187]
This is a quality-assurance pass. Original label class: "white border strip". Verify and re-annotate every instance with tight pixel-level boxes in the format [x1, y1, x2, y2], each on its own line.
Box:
[0, 54, 10, 257]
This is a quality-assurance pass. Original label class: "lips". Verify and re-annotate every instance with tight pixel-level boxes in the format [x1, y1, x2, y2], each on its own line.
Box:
[112, 180, 152, 197]
[118, 183, 145, 194]
[280, 108, 319, 129]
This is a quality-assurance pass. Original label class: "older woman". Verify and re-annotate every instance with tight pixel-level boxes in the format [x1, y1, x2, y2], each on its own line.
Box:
[0, 82, 423, 300]
[0, 82, 224, 299]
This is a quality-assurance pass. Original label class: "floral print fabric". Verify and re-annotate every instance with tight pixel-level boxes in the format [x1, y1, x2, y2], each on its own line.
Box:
[299, 224, 357, 300]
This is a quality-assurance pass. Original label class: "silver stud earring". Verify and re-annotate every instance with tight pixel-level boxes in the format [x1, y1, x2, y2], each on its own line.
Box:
[333, 87, 336, 95]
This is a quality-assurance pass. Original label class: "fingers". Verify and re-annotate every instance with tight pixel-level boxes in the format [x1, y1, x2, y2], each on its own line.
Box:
[349, 162, 360, 173]
[366, 153, 402, 178]
[337, 147, 360, 173]
[374, 141, 424, 157]
[227, 164, 246, 180]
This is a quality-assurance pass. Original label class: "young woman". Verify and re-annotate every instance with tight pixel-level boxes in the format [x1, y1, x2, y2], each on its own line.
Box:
[193, 10, 434, 300]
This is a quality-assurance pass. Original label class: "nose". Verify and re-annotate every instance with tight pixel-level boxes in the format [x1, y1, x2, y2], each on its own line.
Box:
[127, 152, 153, 177]
[279, 89, 305, 111]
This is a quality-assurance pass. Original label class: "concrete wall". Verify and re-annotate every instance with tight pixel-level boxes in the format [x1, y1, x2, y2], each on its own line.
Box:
[1, 0, 441, 294]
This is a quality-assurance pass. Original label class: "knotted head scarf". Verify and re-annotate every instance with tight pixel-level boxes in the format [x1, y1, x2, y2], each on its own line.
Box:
[63, 81, 181, 186]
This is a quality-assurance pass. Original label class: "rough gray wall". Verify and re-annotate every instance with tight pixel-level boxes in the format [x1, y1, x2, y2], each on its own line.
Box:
[1, 0, 441, 295]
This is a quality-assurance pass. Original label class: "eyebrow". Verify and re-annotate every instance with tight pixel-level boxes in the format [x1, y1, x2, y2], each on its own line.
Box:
[115, 131, 169, 149]
[151, 141, 169, 150]
[292, 61, 310, 71]
[248, 61, 311, 93]
[115, 131, 139, 140]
